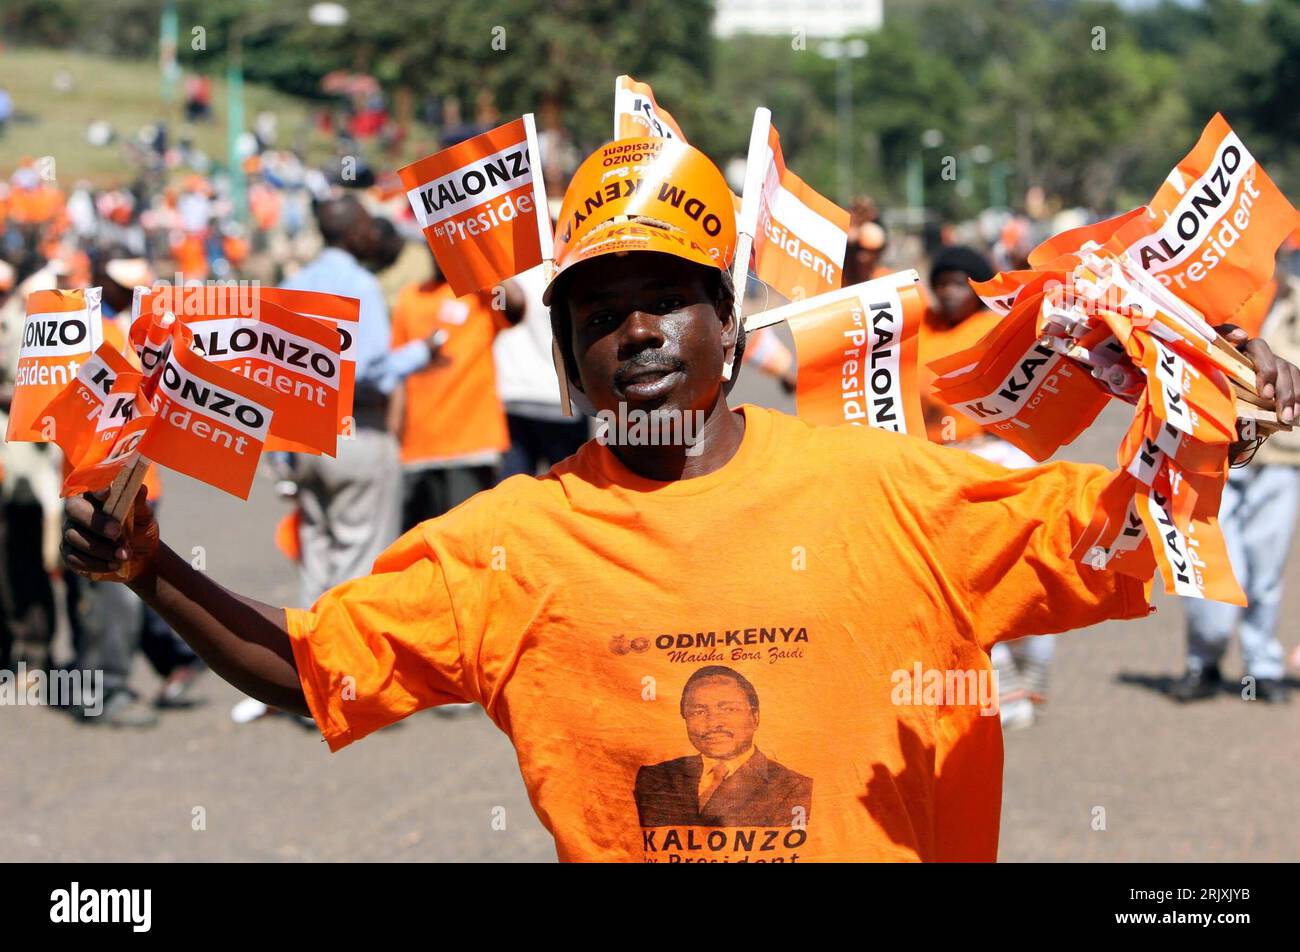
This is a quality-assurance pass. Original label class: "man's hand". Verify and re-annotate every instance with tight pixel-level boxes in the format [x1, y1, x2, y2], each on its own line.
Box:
[62, 487, 160, 583]
[1220, 324, 1300, 425]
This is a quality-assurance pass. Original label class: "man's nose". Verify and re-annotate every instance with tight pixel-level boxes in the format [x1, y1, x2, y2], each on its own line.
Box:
[617, 310, 667, 357]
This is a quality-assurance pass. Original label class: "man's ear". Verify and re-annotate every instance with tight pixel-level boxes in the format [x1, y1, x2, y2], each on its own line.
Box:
[719, 301, 738, 350]
[719, 296, 740, 382]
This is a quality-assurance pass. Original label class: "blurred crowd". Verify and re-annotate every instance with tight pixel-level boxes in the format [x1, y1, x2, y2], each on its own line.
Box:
[3, 84, 1300, 731]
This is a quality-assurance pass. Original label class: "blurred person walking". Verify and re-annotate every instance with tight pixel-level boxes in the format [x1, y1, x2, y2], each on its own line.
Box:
[1171, 265, 1300, 705]
[279, 198, 442, 606]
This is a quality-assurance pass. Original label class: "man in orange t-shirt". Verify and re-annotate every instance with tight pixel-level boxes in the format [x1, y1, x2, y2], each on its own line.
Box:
[61, 138, 1300, 862]
[389, 249, 521, 530]
[917, 245, 1010, 451]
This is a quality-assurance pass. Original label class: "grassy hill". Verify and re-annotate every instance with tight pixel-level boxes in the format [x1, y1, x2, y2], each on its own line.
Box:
[0, 46, 336, 186]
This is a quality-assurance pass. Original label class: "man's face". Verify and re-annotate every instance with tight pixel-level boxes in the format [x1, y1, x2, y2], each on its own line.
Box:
[932, 269, 980, 326]
[564, 253, 732, 417]
[682, 676, 758, 760]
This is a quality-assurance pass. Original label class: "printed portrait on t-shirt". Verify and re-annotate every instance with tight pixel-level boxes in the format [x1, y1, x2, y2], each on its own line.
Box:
[634, 665, 812, 828]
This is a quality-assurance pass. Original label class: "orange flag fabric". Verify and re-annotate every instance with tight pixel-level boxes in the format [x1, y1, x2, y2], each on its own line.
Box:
[751, 124, 849, 302]
[1110, 113, 1300, 327]
[137, 323, 278, 499]
[182, 299, 340, 456]
[398, 117, 544, 296]
[614, 75, 687, 141]
[750, 271, 926, 434]
[5, 287, 105, 442]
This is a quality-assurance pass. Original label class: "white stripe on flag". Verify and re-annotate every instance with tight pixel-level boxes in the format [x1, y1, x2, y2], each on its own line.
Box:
[769, 182, 847, 264]
[405, 139, 533, 229]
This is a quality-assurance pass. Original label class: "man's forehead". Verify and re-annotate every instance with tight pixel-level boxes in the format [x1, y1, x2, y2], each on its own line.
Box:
[686, 676, 746, 699]
[570, 256, 706, 305]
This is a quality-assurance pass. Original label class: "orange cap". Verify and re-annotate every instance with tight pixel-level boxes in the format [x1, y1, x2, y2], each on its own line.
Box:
[543, 137, 735, 305]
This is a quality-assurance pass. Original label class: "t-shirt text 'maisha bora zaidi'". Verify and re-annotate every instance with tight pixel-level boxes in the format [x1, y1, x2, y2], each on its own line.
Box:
[286, 405, 1151, 862]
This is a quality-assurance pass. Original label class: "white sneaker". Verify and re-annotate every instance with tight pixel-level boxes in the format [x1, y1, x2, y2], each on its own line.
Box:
[999, 696, 1036, 731]
[231, 696, 271, 724]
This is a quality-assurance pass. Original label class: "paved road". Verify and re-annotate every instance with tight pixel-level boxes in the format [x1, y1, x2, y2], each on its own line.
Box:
[3, 359, 1297, 862]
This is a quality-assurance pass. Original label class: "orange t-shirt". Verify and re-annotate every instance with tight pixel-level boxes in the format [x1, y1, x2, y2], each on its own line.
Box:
[286, 404, 1150, 862]
[391, 281, 509, 465]
[918, 307, 1002, 445]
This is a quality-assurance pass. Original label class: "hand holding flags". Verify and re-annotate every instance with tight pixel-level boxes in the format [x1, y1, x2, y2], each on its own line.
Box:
[4, 285, 357, 548]
[922, 115, 1300, 605]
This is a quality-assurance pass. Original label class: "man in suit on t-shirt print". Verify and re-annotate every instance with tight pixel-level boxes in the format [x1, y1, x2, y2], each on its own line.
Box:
[634, 665, 812, 828]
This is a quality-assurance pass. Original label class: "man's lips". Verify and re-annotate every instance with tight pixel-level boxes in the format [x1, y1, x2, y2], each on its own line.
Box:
[616, 363, 681, 386]
[614, 362, 685, 399]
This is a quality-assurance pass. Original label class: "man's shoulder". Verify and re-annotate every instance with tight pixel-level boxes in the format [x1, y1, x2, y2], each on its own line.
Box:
[426, 463, 576, 535]
[751, 405, 928, 474]
[635, 755, 698, 785]
[751, 750, 812, 789]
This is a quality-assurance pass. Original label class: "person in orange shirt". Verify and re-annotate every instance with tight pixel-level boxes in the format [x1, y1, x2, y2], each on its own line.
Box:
[389, 247, 522, 530]
[917, 246, 1006, 448]
[61, 138, 1300, 862]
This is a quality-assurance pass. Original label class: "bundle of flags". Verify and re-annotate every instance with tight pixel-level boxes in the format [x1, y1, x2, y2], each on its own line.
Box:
[393, 75, 927, 435]
[924, 115, 1300, 604]
[4, 284, 357, 537]
[388, 85, 1299, 607]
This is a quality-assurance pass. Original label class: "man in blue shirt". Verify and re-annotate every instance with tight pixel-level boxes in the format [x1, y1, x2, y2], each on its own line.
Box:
[279, 196, 440, 607]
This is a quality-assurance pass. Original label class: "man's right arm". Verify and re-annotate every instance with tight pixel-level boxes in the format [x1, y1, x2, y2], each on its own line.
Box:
[63, 490, 310, 717]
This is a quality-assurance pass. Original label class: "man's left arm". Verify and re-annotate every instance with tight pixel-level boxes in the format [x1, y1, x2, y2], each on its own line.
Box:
[927, 333, 1300, 650]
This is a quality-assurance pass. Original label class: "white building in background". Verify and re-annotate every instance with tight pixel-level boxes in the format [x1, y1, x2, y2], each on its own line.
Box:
[712, 0, 883, 38]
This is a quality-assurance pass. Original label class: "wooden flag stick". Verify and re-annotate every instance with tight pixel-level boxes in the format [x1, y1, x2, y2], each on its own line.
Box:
[1236, 400, 1289, 427]
[1231, 380, 1271, 410]
[726, 107, 772, 380]
[104, 457, 149, 523]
